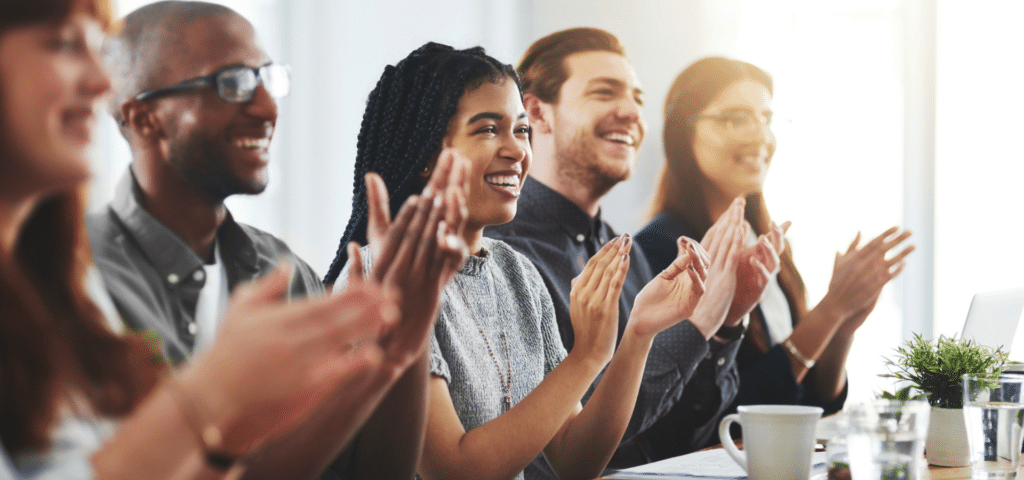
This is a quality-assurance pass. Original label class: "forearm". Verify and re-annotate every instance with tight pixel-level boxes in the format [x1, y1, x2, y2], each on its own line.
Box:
[785, 297, 846, 383]
[422, 352, 605, 480]
[547, 328, 654, 480]
[809, 331, 853, 404]
[91, 385, 226, 480]
[620, 320, 710, 441]
[240, 364, 400, 480]
[349, 354, 430, 480]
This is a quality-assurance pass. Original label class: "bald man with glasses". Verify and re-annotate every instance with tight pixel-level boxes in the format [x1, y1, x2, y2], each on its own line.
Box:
[86, 2, 435, 479]
[89, 1, 306, 363]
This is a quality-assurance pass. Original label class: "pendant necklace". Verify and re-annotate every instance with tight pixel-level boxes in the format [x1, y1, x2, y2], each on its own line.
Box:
[454, 275, 513, 411]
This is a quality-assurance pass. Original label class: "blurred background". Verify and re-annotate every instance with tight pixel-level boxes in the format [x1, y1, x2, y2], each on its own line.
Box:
[91, 0, 1024, 403]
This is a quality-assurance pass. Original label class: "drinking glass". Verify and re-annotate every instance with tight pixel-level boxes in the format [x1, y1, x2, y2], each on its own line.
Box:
[963, 374, 1024, 479]
[846, 399, 930, 480]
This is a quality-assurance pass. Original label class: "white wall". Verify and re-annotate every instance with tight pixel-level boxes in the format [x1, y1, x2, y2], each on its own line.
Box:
[90, 0, 1024, 404]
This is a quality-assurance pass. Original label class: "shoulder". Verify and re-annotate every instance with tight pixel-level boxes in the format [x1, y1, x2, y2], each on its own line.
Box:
[635, 213, 692, 273]
[236, 222, 322, 290]
[483, 238, 549, 295]
[85, 208, 128, 254]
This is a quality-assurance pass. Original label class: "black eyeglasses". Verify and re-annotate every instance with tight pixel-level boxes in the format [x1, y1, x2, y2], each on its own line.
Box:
[691, 108, 773, 139]
[134, 64, 290, 104]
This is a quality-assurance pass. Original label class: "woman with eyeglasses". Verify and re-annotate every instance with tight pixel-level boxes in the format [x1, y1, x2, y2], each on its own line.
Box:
[0, 0, 460, 478]
[325, 43, 712, 480]
[636, 57, 915, 415]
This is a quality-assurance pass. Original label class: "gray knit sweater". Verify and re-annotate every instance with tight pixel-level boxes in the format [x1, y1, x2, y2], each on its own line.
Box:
[339, 238, 567, 480]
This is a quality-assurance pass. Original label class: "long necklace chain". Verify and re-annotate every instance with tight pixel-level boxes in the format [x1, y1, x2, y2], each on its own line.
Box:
[454, 276, 513, 411]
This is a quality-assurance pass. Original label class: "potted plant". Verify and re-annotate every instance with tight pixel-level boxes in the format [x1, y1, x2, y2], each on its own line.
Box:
[883, 334, 1009, 467]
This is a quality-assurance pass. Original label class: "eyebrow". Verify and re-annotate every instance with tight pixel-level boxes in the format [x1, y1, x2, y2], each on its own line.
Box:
[467, 111, 527, 124]
[586, 77, 645, 97]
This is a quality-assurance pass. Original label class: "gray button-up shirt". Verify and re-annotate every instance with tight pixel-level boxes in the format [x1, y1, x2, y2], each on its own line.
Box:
[86, 169, 324, 364]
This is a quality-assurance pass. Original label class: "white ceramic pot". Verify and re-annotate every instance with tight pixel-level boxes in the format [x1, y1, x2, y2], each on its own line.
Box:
[925, 406, 970, 467]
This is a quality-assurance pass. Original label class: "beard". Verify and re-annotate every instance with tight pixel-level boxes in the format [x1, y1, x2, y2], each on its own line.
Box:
[554, 126, 634, 199]
[166, 133, 267, 202]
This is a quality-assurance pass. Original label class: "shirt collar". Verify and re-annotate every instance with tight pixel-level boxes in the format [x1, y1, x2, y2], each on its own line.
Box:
[109, 168, 258, 286]
[520, 177, 607, 242]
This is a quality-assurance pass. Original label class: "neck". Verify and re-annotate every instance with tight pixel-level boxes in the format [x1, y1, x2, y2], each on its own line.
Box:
[0, 195, 38, 261]
[703, 178, 737, 223]
[132, 161, 226, 262]
[463, 224, 485, 257]
[529, 135, 602, 217]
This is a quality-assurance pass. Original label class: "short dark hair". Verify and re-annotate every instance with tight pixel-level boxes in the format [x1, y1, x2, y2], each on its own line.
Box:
[324, 42, 519, 285]
[517, 27, 625, 103]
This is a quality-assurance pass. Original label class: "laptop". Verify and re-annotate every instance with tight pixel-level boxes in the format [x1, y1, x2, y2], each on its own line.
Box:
[960, 288, 1024, 365]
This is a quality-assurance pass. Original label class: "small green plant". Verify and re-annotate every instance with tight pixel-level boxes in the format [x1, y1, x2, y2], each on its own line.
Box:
[883, 334, 1009, 409]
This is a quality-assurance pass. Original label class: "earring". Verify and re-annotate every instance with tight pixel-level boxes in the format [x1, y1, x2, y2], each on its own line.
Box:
[423, 165, 430, 174]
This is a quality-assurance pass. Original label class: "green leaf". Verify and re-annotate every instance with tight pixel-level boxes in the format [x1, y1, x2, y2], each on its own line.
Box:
[883, 334, 1009, 408]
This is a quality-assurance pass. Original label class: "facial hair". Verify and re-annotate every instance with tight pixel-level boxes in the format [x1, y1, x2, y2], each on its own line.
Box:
[554, 124, 633, 200]
[166, 131, 267, 202]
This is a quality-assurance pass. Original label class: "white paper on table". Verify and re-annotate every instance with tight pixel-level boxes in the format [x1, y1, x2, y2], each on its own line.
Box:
[603, 449, 828, 480]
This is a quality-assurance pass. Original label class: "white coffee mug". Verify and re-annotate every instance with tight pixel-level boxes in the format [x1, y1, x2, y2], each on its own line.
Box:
[718, 405, 824, 480]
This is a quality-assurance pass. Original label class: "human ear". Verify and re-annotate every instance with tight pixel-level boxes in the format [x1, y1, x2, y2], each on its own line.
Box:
[121, 101, 162, 140]
[419, 156, 439, 178]
[523, 93, 553, 135]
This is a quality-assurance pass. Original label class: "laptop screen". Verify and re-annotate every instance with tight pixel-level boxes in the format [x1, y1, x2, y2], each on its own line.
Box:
[960, 288, 1024, 362]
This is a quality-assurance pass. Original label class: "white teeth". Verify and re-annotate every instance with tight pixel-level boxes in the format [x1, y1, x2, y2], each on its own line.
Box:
[233, 137, 270, 149]
[601, 132, 635, 146]
[484, 174, 520, 188]
[736, 155, 767, 165]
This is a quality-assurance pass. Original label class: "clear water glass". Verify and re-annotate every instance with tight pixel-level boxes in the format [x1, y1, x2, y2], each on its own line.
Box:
[963, 374, 1024, 479]
[847, 399, 930, 480]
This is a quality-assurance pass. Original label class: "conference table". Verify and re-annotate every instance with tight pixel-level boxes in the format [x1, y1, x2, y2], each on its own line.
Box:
[598, 464, 983, 479]
[596, 447, 1003, 480]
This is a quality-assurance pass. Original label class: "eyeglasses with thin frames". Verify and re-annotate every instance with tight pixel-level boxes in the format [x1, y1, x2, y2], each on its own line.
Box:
[134, 63, 290, 104]
[691, 108, 773, 140]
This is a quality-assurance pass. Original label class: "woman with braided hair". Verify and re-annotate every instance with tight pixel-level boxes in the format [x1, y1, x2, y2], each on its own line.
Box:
[326, 42, 718, 480]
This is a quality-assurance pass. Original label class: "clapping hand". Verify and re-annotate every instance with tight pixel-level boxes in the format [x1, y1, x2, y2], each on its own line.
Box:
[828, 227, 914, 337]
[726, 220, 790, 324]
[350, 148, 469, 374]
[569, 235, 631, 364]
[686, 198, 747, 338]
[630, 237, 710, 338]
[185, 260, 400, 454]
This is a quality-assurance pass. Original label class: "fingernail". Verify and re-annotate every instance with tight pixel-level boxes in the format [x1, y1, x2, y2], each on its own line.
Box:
[433, 195, 443, 209]
[422, 186, 434, 198]
[447, 234, 461, 250]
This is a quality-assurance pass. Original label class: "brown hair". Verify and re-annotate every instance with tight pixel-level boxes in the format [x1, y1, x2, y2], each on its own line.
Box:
[651, 57, 807, 350]
[0, 0, 164, 455]
[517, 27, 625, 103]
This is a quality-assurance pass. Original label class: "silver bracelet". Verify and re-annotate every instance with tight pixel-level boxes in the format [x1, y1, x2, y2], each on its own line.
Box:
[782, 337, 816, 369]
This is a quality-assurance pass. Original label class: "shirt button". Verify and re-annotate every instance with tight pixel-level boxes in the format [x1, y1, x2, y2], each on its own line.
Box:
[187, 322, 197, 335]
[575, 234, 585, 243]
[193, 270, 205, 282]
[167, 273, 180, 285]
[599, 236, 607, 244]
[717, 357, 726, 366]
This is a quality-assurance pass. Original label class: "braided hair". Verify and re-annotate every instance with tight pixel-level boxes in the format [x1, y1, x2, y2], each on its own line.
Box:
[324, 42, 520, 285]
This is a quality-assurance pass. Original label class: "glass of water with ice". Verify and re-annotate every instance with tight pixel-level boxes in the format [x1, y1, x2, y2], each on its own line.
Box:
[847, 399, 930, 480]
[963, 374, 1024, 479]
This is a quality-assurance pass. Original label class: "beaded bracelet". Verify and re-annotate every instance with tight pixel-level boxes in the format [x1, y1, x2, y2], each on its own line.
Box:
[782, 337, 816, 369]
[166, 379, 248, 472]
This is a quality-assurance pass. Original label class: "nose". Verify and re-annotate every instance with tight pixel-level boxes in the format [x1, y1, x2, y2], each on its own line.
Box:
[82, 45, 112, 98]
[244, 83, 279, 121]
[615, 95, 642, 123]
[499, 132, 530, 165]
[749, 118, 772, 144]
